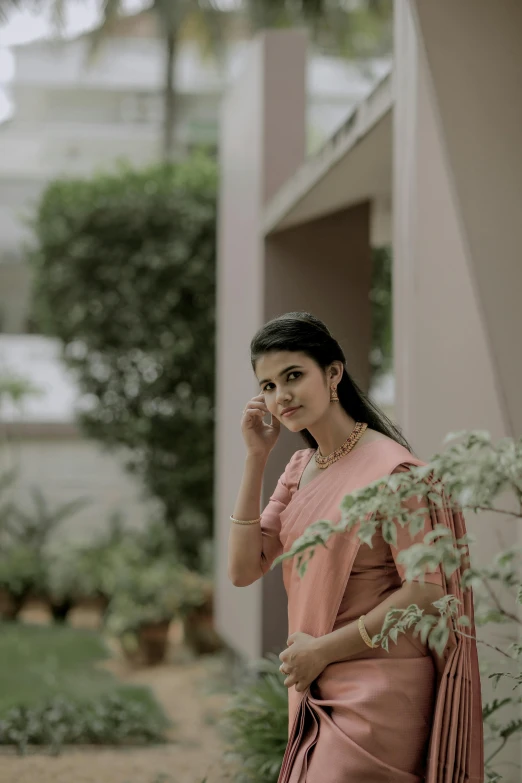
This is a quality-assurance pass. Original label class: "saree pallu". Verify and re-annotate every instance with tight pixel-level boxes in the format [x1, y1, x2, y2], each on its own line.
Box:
[259, 440, 483, 783]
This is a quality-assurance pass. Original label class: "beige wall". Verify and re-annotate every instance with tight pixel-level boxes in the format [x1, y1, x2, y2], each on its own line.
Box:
[1, 428, 156, 543]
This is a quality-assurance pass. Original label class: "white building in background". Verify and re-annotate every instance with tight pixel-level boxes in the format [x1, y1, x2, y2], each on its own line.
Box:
[0, 10, 388, 538]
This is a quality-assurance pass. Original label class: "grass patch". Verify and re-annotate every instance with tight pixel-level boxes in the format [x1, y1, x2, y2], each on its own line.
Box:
[0, 621, 169, 751]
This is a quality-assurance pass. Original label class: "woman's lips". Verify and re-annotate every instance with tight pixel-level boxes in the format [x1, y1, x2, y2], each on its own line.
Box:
[282, 407, 301, 418]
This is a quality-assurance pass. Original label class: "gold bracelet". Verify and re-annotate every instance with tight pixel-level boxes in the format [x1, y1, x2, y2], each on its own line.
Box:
[358, 615, 376, 649]
[230, 515, 261, 526]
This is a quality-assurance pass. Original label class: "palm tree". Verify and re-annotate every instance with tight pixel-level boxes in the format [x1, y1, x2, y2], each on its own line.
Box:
[84, 0, 233, 160]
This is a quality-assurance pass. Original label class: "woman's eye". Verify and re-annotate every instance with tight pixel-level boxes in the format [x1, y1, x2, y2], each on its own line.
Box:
[263, 372, 301, 392]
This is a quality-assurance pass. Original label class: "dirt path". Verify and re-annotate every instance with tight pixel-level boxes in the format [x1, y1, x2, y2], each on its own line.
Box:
[0, 609, 237, 783]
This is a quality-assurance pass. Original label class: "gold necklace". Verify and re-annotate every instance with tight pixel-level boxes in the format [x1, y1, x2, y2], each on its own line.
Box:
[314, 422, 368, 469]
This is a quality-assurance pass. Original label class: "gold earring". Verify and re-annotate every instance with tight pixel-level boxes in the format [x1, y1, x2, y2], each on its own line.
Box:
[330, 386, 339, 402]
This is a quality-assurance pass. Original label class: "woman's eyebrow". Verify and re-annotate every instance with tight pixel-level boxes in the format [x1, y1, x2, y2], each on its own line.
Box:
[258, 365, 303, 387]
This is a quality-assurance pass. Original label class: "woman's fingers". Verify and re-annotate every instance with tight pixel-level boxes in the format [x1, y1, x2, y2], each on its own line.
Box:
[248, 401, 269, 412]
[242, 405, 268, 420]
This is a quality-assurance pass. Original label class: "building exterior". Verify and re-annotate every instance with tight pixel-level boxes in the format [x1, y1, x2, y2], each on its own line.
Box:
[216, 0, 522, 767]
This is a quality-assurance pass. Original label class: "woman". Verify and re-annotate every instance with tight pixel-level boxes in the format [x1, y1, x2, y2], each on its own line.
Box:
[228, 312, 483, 783]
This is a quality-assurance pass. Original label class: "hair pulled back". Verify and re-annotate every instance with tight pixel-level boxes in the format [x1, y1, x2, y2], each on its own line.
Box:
[250, 311, 412, 453]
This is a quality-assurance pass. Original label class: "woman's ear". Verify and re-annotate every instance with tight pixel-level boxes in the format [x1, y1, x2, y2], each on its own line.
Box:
[332, 361, 343, 383]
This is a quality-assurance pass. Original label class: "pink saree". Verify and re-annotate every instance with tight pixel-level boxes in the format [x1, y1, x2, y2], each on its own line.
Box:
[259, 439, 483, 783]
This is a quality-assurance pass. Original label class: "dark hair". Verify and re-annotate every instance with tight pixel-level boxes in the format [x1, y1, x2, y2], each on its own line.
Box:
[250, 311, 413, 453]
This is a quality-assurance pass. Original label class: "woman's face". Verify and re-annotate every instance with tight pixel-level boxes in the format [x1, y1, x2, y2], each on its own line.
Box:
[255, 351, 333, 430]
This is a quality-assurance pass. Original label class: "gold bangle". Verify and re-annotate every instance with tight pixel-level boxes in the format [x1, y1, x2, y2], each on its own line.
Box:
[358, 615, 376, 649]
[230, 515, 261, 526]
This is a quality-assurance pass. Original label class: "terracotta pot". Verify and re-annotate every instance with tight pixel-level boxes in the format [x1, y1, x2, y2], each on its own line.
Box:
[182, 598, 223, 655]
[74, 594, 110, 613]
[137, 620, 171, 665]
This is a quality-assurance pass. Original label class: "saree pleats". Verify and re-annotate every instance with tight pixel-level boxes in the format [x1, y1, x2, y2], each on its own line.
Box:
[424, 492, 483, 783]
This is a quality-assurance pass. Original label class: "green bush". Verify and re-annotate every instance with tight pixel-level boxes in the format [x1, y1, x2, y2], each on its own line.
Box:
[0, 621, 170, 752]
[369, 245, 393, 382]
[29, 152, 218, 569]
[222, 655, 288, 783]
[0, 693, 168, 756]
[0, 481, 89, 619]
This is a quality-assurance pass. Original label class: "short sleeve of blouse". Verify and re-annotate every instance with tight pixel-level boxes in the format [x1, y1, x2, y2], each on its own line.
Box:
[259, 450, 306, 574]
[388, 463, 444, 586]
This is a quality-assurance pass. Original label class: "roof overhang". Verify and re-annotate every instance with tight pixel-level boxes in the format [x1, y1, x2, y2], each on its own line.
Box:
[263, 72, 393, 235]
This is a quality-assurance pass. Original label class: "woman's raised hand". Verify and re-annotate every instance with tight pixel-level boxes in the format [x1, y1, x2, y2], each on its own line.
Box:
[241, 393, 281, 458]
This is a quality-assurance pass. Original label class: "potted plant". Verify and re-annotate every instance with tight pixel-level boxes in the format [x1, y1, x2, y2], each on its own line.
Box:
[179, 572, 223, 655]
[0, 544, 46, 620]
[0, 487, 90, 615]
[43, 544, 103, 623]
[103, 544, 183, 665]
[57, 511, 129, 616]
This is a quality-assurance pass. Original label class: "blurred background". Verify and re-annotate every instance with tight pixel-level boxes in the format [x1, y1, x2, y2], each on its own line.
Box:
[0, 0, 521, 781]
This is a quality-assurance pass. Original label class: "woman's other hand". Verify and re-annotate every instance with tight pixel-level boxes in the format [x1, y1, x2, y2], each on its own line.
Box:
[279, 631, 329, 693]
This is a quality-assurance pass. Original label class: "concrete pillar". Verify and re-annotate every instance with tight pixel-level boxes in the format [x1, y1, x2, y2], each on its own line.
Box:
[415, 0, 522, 437]
[215, 31, 307, 660]
[393, 0, 508, 455]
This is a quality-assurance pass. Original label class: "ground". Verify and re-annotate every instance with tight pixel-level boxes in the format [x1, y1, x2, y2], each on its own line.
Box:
[0, 604, 237, 783]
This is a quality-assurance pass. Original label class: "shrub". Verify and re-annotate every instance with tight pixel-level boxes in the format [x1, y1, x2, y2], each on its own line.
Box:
[0, 693, 168, 756]
[0, 485, 89, 619]
[222, 655, 288, 783]
[0, 545, 46, 618]
[101, 525, 209, 640]
[28, 152, 218, 570]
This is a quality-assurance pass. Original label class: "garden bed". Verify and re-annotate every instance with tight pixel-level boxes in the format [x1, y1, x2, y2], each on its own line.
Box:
[0, 616, 234, 783]
[0, 658, 234, 783]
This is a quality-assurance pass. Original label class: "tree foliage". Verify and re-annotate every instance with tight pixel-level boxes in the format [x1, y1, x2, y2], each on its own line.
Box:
[369, 245, 392, 381]
[28, 152, 218, 569]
